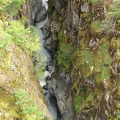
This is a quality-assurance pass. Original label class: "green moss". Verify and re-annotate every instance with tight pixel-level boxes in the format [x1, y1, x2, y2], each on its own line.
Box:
[0, 88, 20, 119]
[94, 42, 112, 82]
[84, 92, 94, 108]
[57, 28, 75, 70]
[110, 38, 118, 49]
[115, 109, 120, 120]
[52, 10, 58, 18]
[72, 37, 112, 84]
[57, 43, 73, 70]
[74, 95, 82, 113]
[74, 88, 85, 113]
[58, 29, 68, 43]
[91, 21, 102, 33]
[88, 0, 100, 3]
[74, 48, 94, 78]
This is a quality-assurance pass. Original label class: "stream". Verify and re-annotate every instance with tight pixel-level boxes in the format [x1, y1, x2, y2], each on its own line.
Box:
[31, 0, 61, 119]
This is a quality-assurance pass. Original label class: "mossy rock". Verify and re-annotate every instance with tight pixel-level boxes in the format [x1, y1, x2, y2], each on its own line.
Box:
[91, 20, 102, 33]
[74, 49, 94, 78]
[0, 88, 20, 119]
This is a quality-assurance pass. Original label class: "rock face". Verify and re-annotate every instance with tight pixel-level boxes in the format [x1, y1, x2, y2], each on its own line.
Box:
[0, 42, 53, 120]
[0, 0, 53, 119]
[51, 70, 74, 120]
[48, 0, 120, 120]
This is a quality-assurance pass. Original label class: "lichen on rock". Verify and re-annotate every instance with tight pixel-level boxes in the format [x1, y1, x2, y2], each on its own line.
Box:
[0, 41, 52, 119]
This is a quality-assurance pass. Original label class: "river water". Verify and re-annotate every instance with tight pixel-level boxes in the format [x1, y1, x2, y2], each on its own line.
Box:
[34, 0, 60, 119]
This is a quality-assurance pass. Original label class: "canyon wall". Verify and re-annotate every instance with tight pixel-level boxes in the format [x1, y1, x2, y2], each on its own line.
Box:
[0, 0, 53, 119]
[48, 0, 120, 119]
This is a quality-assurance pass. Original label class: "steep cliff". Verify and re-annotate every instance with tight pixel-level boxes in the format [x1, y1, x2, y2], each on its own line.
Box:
[48, 0, 120, 119]
[1, 0, 119, 120]
[0, 41, 52, 120]
[0, 0, 53, 120]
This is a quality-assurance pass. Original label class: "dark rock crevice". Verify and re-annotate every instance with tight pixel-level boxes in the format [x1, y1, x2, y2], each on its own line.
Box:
[30, 0, 66, 120]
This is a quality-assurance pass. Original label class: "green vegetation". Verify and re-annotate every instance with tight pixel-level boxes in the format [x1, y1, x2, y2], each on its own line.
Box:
[94, 42, 112, 82]
[88, 0, 99, 3]
[0, 20, 39, 55]
[34, 54, 46, 80]
[74, 88, 85, 113]
[57, 43, 73, 70]
[71, 0, 119, 116]
[106, 1, 120, 19]
[102, 0, 120, 34]
[15, 89, 44, 120]
[74, 95, 82, 113]
[0, 0, 39, 56]
[91, 21, 102, 33]
[74, 48, 94, 78]
[0, 20, 12, 49]
[115, 110, 120, 120]
[57, 29, 76, 70]
[0, 1, 45, 119]
[73, 40, 112, 81]
[58, 29, 68, 43]
[0, 0, 25, 15]
[0, 88, 20, 119]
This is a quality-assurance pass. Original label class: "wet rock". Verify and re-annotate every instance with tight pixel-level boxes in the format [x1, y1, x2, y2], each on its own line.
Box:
[51, 71, 74, 120]
[41, 21, 51, 40]
[30, 0, 45, 25]
[44, 90, 60, 120]
[43, 42, 52, 53]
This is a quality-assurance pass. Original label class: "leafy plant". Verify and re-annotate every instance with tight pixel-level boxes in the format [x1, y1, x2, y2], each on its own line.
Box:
[15, 89, 44, 120]
[0, 0, 13, 11]
[0, 0, 25, 15]
[34, 54, 46, 80]
[0, 20, 12, 49]
[0, 20, 39, 55]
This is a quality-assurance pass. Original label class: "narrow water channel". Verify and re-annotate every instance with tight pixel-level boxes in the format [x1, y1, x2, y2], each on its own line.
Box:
[31, 0, 61, 119]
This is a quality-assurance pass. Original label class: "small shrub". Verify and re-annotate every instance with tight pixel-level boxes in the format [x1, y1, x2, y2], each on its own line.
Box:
[34, 54, 46, 80]
[0, 0, 25, 15]
[0, 20, 39, 55]
[57, 44, 73, 70]
[15, 89, 44, 120]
